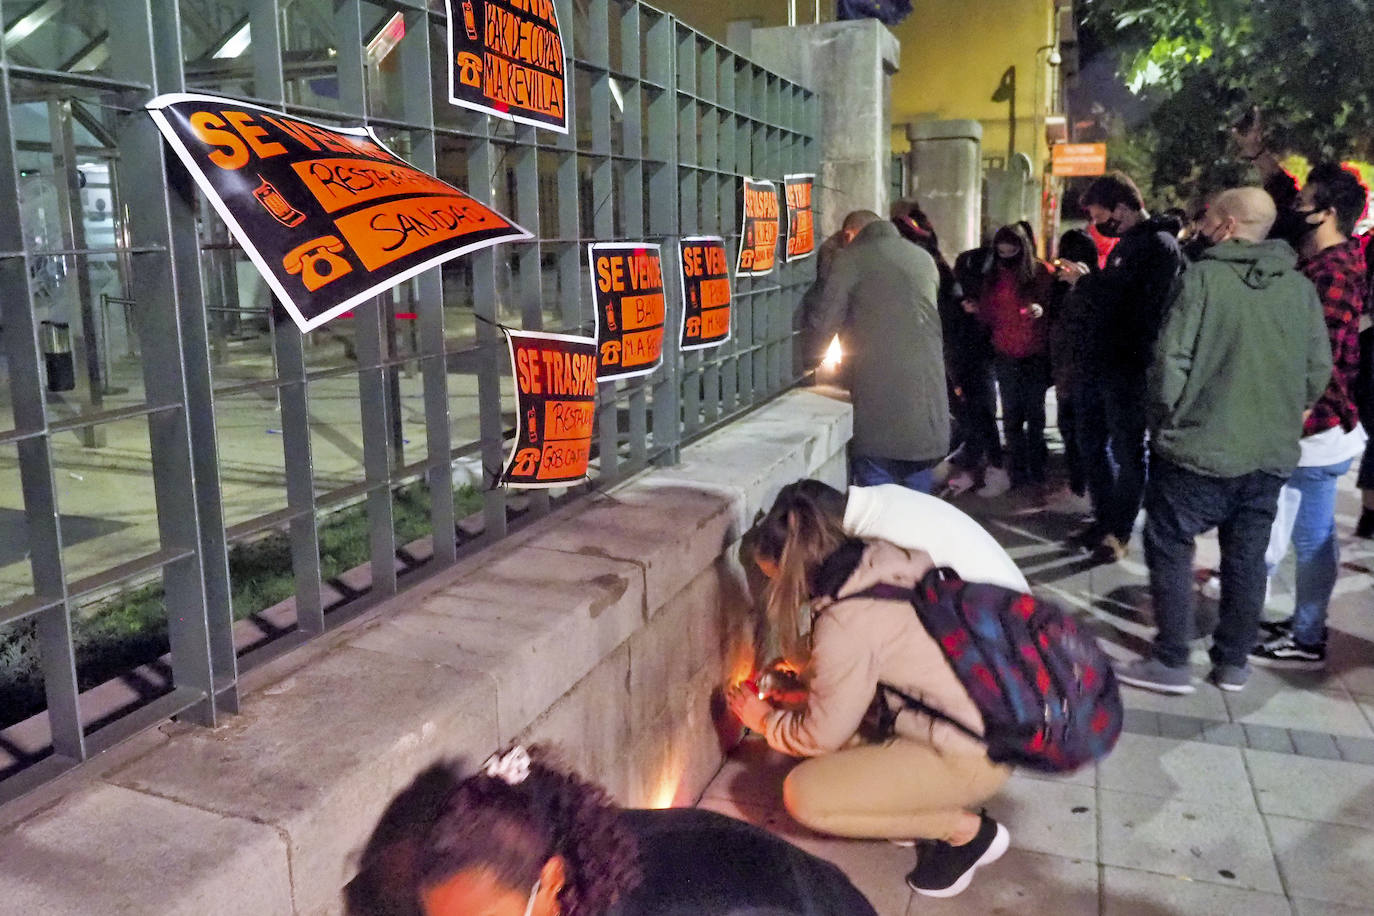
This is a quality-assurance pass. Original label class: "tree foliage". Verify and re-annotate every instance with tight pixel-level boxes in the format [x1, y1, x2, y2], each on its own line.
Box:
[1082, 0, 1374, 201]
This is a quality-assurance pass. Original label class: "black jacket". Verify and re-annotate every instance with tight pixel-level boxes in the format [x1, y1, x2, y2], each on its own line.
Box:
[1078, 217, 1184, 375]
[607, 808, 878, 915]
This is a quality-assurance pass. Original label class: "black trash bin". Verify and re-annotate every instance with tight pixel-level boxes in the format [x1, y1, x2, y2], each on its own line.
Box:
[41, 320, 75, 392]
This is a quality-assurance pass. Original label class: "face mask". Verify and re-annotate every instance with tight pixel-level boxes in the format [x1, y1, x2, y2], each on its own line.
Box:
[1181, 234, 1214, 260]
[1095, 217, 1123, 238]
[1273, 207, 1322, 243]
[522, 879, 541, 916]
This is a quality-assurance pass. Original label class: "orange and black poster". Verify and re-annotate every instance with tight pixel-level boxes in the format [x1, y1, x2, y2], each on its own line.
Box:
[445, 0, 568, 133]
[679, 236, 732, 351]
[736, 177, 779, 276]
[147, 93, 531, 333]
[588, 243, 667, 382]
[503, 329, 597, 488]
[784, 173, 815, 261]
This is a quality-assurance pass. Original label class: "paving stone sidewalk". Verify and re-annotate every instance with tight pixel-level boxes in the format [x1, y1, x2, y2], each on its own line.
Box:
[698, 467, 1374, 916]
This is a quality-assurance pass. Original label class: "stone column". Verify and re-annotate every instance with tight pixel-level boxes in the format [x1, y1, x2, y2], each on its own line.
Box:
[906, 119, 983, 261]
[749, 20, 900, 239]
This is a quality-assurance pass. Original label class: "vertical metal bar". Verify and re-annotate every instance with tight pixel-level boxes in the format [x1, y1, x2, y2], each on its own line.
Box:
[399, 7, 456, 568]
[467, 137, 508, 539]
[354, 298, 399, 597]
[334, 0, 367, 120]
[250, 0, 286, 104]
[648, 12, 679, 464]
[274, 325, 325, 632]
[109, 0, 225, 720]
[0, 68, 82, 761]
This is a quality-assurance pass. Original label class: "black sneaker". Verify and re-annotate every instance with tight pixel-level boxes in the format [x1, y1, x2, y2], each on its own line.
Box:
[1249, 634, 1326, 669]
[905, 814, 1010, 898]
[1356, 508, 1374, 539]
[1258, 617, 1293, 639]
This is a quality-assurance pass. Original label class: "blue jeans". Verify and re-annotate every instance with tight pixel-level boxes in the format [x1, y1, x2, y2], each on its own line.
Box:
[1144, 458, 1284, 668]
[1264, 459, 1353, 646]
[851, 455, 937, 493]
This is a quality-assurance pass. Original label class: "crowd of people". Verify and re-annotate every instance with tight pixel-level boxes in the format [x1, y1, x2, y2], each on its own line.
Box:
[353, 137, 1374, 916]
[803, 148, 1373, 686]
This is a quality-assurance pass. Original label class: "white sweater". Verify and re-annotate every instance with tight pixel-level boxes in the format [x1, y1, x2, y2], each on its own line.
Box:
[843, 485, 1028, 592]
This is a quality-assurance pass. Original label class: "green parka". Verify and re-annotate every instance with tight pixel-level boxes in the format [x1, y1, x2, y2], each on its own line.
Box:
[1147, 239, 1332, 478]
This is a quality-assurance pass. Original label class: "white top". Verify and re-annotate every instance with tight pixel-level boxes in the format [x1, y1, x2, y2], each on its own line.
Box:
[843, 484, 1030, 592]
[1298, 424, 1368, 468]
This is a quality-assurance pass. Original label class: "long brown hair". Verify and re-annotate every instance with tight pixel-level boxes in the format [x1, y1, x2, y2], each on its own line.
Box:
[990, 224, 1038, 289]
[752, 481, 849, 661]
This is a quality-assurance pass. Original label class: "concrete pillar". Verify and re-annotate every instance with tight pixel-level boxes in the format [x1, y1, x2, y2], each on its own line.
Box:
[984, 152, 1036, 242]
[905, 119, 983, 261]
[749, 20, 900, 239]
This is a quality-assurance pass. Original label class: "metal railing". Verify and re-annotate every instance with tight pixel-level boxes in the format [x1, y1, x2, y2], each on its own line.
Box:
[0, 0, 816, 801]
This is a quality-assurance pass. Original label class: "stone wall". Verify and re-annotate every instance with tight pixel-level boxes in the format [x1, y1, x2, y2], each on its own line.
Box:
[0, 388, 851, 915]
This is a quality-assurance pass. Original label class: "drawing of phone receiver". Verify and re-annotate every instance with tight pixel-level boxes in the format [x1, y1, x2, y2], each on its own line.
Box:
[282, 235, 353, 291]
[600, 340, 622, 365]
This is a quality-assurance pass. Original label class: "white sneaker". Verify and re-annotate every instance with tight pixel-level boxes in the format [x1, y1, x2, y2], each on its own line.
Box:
[975, 466, 1011, 498]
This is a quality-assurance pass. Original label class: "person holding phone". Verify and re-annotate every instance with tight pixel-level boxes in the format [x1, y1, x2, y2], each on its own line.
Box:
[965, 224, 1056, 498]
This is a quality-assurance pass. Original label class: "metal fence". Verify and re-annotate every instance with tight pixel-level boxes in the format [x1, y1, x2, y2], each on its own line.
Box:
[0, 0, 817, 801]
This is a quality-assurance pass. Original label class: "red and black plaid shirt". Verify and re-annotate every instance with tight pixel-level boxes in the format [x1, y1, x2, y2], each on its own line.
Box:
[1300, 237, 1366, 436]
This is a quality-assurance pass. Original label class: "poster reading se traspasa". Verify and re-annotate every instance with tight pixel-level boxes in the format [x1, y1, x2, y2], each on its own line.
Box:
[785, 173, 815, 261]
[588, 243, 666, 382]
[446, 0, 568, 133]
[147, 93, 530, 333]
[503, 329, 597, 488]
[736, 177, 779, 277]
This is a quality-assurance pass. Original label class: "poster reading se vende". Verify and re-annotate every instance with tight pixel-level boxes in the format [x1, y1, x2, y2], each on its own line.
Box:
[446, 0, 568, 133]
[503, 329, 597, 488]
[588, 243, 666, 382]
[679, 236, 732, 350]
[147, 93, 530, 333]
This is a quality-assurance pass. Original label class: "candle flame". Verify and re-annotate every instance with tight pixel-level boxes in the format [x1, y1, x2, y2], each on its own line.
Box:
[822, 335, 842, 370]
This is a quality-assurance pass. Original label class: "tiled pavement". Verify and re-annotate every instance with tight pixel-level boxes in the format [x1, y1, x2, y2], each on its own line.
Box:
[697, 467, 1374, 915]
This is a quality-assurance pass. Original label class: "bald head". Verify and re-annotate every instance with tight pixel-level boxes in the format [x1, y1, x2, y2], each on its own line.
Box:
[841, 210, 881, 244]
[1210, 187, 1277, 242]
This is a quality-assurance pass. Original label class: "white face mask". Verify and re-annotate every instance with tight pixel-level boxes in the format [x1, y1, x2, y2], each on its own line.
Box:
[522, 879, 541, 916]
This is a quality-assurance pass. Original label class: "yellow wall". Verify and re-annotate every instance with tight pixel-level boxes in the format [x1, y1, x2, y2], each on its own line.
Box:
[658, 0, 1060, 177]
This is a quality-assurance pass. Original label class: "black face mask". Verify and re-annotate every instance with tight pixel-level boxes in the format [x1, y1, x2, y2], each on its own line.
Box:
[1181, 233, 1215, 261]
[1273, 207, 1323, 244]
[1095, 217, 1123, 238]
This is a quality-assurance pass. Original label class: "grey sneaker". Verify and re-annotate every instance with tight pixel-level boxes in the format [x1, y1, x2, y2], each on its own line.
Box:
[1116, 657, 1195, 695]
[1208, 664, 1250, 692]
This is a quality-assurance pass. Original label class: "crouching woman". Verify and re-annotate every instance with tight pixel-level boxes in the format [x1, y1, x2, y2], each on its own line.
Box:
[728, 485, 1012, 898]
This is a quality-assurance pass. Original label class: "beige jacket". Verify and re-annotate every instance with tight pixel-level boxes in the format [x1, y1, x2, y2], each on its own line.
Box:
[762, 540, 988, 759]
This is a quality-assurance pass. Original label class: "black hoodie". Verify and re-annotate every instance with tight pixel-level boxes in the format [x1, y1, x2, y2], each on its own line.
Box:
[1078, 216, 1184, 375]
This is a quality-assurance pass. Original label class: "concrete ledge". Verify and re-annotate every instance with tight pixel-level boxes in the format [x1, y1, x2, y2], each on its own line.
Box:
[0, 389, 851, 915]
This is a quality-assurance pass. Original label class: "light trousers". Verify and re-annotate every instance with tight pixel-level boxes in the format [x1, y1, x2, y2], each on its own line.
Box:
[782, 738, 1010, 842]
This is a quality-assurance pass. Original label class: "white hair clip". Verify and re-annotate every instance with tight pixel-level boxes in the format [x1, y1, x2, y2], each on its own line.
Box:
[481, 745, 532, 785]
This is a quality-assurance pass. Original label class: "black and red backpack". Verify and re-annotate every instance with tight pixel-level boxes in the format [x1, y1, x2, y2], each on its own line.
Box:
[817, 541, 1122, 773]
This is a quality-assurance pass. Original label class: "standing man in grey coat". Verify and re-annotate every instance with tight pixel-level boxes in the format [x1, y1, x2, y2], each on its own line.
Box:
[805, 210, 949, 492]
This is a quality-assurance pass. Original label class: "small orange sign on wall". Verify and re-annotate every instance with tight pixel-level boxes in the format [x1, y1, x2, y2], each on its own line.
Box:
[1052, 143, 1108, 177]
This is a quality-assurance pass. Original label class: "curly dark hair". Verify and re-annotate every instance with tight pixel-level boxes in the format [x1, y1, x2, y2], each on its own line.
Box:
[419, 746, 641, 916]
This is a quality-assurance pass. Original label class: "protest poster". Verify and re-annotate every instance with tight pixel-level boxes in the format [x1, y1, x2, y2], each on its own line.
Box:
[784, 173, 815, 261]
[147, 92, 530, 333]
[679, 236, 732, 350]
[736, 177, 779, 277]
[587, 243, 667, 382]
[445, 0, 569, 133]
[502, 329, 597, 488]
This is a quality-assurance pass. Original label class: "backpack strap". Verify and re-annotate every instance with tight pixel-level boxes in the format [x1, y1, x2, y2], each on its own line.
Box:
[837, 571, 987, 746]
[876, 683, 987, 747]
